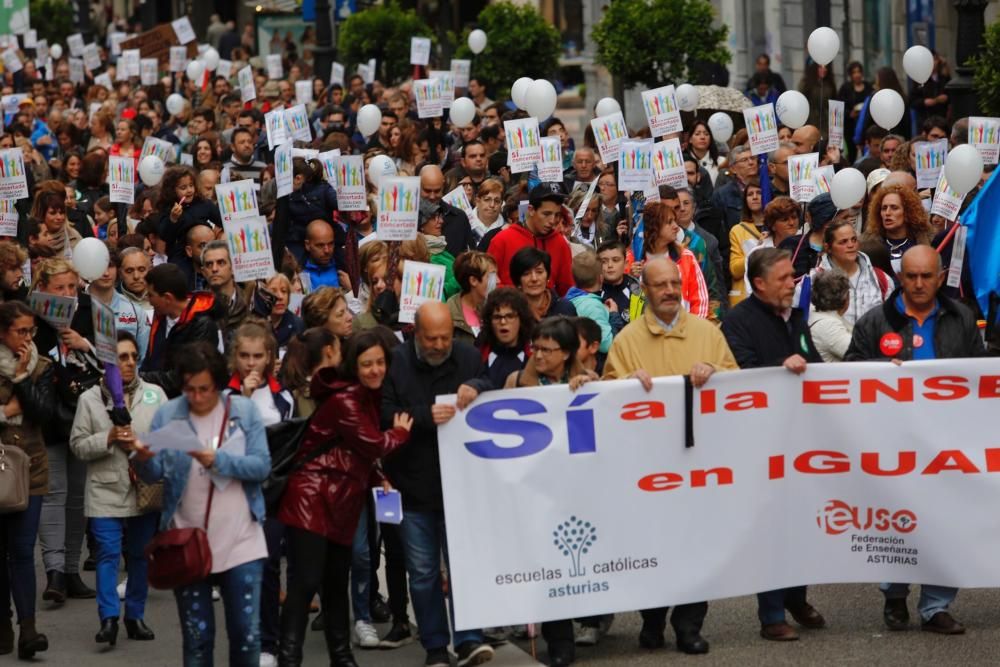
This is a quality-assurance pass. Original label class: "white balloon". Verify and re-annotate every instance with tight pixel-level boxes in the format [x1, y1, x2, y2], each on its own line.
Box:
[511, 77, 533, 110]
[807, 27, 840, 66]
[356, 104, 381, 137]
[707, 112, 734, 144]
[830, 168, 866, 210]
[50, 44, 62, 60]
[903, 45, 934, 84]
[368, 155, 397, 188]
[468, 29, 487, 55]
[165, 93, 186, 117]
[595, 97, 620, 118]
[186, 59, 204, 82]
[449, 97, 476, 128]
[869, 89, 905, 130]
[945, 144, 985, 195]
[525, 79, 557, 120]
[72, 238, 110, 282]
[775, 90, 810, 129]
[138, 155, 165, 187]
[202, 47, 220, 72]
[675, 84, 699, 112]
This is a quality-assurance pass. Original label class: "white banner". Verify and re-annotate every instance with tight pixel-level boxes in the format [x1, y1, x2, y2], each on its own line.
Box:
[439, 359, 1000, 630]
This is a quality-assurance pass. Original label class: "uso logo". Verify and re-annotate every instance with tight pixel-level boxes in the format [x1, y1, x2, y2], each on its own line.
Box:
[816, 499, 917, 535]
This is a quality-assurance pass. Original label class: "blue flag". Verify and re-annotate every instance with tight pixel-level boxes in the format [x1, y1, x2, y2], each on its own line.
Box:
[758, 155, 772, 207]
[960, 167, 1000, 316]
[630, 192, 646, 261]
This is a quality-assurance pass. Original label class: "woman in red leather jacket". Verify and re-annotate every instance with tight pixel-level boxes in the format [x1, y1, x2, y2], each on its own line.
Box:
[276, 328, 412, 667]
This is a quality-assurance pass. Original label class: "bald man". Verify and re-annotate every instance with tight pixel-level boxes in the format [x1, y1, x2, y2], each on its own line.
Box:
[380, 301, 496, 665]
[882, 170, 917, 191]
[790, 125, 820, 155]
[420, 165, 476, 255]
[302, 219, 342, 289]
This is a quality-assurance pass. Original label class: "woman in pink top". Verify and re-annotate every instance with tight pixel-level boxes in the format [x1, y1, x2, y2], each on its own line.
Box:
[446, 251, 497, 346]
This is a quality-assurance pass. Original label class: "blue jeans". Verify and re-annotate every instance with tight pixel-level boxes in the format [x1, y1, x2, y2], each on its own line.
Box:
[174, 558, 264, 667]
[351, 501, 372, 622]
[757, 586, 808, 625]
[0, 495, 42, 622]
[881, 583, 958, 621]
[399, 510, 483, 651]
[260, 517, 285, 654]
[90, 513, 159, 621]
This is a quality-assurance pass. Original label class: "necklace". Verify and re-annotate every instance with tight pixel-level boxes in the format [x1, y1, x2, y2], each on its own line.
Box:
[885, 237, 908, 258]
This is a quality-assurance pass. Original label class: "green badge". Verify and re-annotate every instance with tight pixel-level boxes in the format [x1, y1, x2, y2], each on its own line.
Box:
[800, 334, 810, 354]
[142, 389, 159, 405]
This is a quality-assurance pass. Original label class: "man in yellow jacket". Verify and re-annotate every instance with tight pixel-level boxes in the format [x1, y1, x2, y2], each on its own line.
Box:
[601, 256, 738, 656]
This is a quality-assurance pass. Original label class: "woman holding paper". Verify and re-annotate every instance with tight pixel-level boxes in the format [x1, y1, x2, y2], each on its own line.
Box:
[69, 331, 167, 648]
[131, 341, 271, 666]
[277, 328, 412, 667]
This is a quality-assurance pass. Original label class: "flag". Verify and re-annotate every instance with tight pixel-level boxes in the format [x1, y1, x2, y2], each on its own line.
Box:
[960, 167, 1000, 316]
[758, 155, 772, 207]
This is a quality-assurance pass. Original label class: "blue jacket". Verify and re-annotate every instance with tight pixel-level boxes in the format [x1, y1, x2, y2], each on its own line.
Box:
[566, 286, 614, 353]
[136, 394, 271, 531]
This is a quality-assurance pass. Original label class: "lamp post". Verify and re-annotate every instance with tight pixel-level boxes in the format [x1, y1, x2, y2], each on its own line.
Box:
[945, 0, 989, 120]
[314, 0, 334, 88]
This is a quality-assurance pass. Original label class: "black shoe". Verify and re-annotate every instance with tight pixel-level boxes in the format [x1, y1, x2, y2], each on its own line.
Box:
[124, 618, 155, 640]
[369, 594, 391, 623]
[67, 573, 97, 599]
[548, 640, 575, 666]
[638, 624, 665, 649]
[883, 598, 910, 631]
[0, 615, 12, 655]
[17, 618, 48, 659]
[42, 570, 66, 604]
[311, 611, 325, 631]
[456, 640, 495, 666]
[83, 555, 96, 571]
[676, 632, 710, 654]
[378, 621, 414, 649]
[95, 618, 118, 646]
[425, 647, 450, 667]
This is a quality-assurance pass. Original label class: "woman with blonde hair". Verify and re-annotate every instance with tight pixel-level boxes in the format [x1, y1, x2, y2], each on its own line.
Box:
[863, 184, 932, 275]
[302, 287, 353, 340]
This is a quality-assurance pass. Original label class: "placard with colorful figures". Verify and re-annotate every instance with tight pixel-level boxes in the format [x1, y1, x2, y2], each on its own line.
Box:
[537, 137, 563, 184]
[828, 100, 845, 148]
[743, 104, 779, 155]
[328, 154, 366, 211]
[91, 298, 118, 366]
[970, 117, 1000, 165]
[813, 165, 834, 195]
[789, 152, 818, 202]
[139, 136, 176, 164]
[0, 199, 16, 237]
[283, 104, 312, 143]
[915, 139, 948, 189]
[27, 291, 76, 330]
[223, 215, 276, 282]
[265, 108, 289, 150]
[651, 137, 686, 190]
[376, 177, 421, 241]
[590, 111, 629, 164]
[0, 148, 27, 200]
[618, 139, 653, 192]
[399, 260, 446, 324]
[215, 179, 259, 224]
[504, 117, 542, 174]
[428, 70, 455, 108]
[108, 155, 135, 204]
[275, 142, 293, 198]
[641, 85, 682, 137]
[414, 78, 445, 118]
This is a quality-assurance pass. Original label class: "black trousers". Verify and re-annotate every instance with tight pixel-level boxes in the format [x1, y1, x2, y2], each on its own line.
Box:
[640, 602, 709, 637]
[541, 619, 575, 655]
[381, 523, 410, 622]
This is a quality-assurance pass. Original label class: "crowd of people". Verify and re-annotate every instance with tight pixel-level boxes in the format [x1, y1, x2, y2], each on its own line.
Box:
[0, 9, 993, 667]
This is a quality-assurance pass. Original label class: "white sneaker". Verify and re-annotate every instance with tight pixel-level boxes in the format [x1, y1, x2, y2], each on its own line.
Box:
[212, 587, 221, 601]
[117, 578, 127, 601]
[354, 619, 380, 649]
[259, 652, 277, 667]
[575, 625, 600, 646]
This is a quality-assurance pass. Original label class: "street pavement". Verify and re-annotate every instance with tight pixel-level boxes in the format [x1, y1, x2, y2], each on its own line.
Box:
[22, 556, 1000, 666]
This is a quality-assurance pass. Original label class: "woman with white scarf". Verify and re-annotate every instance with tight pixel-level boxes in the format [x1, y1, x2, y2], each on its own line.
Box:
[810, 219, 891, 327]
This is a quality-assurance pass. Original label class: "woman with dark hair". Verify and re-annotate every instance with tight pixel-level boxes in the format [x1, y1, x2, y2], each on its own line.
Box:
[797, 60, 837, 128]
[59, 150, 83, 184]
[287, 158, 340, 264]
[811, 218, 891, 327]
[476, 287, 534, 388]
[838, 61, 873, 162]
[510, 247, 576, 322]
[854, 67, 911, 148]
[109, 119, 141, 173]
[132, 341, 271, 665]
[686, 119, 721, 185]
[156, 165, 223, 265]
[863, 184, 931, 275]
[75, 152, 110, 218]
[191, 134, 222, 171]
[277, 328, 412, 667]
[728, 179, 766, 304]
[808, 270, 853, 362]
[280, 327, 341, 417]
[30, 190, 80, 258]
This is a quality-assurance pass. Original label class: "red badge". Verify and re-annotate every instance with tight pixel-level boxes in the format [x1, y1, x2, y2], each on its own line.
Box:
[880, 332, 903, 356]
[913, 334, 924, 348]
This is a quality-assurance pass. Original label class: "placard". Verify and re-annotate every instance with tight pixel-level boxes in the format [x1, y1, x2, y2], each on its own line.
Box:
[223, 215, 275, 282]
[930, 172, 964, 222]
[788, 152, 819, 202]
[0, 148, 28, 200]
[915, 139, 948, 190]
[108, 31, 125, 56]
[139, 136, 175, 163]
[504, 117, 542, 174]
[316, 149, 341, 182]
[216, 179, 260, 224]
[265, 108, 289, 150]
[591, 112, 629, 164]
[376, 176, 420, 241]
[828, 100, 845, 148]
[651, 138, 686, 189]
[1, 50, 21, 74]
[238, 65, 256, 103]
[274, 142, 293, 198]
[365, 58, 376, 84]
[330, 61, 344, 86]
[266, 53, 283, 80]
[813, 164, 834, 194]
[538, 137, 563, 184]
[95, 72, 112, 89]
[23, 30, 36, 49]
[295, 79, 313, 106]
[399, 261, 445, 323]
[443, 185, 474, 216]
[121, 48, 140, 77]
[35, 40, 47, 65]
[169, 45, 186, 73]
[108, 155, 135, 204]
[969, 116, 1000, 166]
[140, 58, 158, 85]
[356, 63, 370, 84]
[429, 70, 455, 108]
[283, 104, 312, 142]
[946, 225, 967, 288]
[574, 179, 599, 221]
[68, 58, 84, 84]
[27, 291, 76, 330]
[410, 36, 431, 66]
[216, 59, 232, 79]
[0, 199, 17, 236]
[171, 17, 196, 45]
[328, 154, 366, 211]
[618, 139, 653, 192]
[641, 85, 682, 137]
[82, 43, 101, 71]
[91, 298, 118, 365]
[120, 23, 198, 66]
[413, 78, 444, 118]
[451, 59, 471, 88]
[1, 93, 27, 115]
[67, 33, 84, 57]
[743, 104, 779, 155]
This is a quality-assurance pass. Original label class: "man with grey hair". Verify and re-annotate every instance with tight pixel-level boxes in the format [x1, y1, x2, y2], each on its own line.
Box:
[711, 144, 755, 230]
[381, 301, 496, 667]
[767, 142, 796, 197]
[201, 239, 248, 345]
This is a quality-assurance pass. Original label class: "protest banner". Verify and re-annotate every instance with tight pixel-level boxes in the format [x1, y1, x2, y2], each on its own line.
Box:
[108, 156, 135, 204]
[91, 299, 117, 366]
[0, 148, 28, 200]
[27, 291, 75, 329]
[275, 142, 293, 198]
[538, 137, 563, 184]
[789, 152, 819, 202]
[223, 215, 275, 282]
[651, 138, 686, 190]
[591, 112, 629, 164]
[618, 139, 653, 192]
[328, 154, 366, 211]
[414, 78, 444, 118]
[376, 177, 420, 241]
[399, 261, 445, 324]
[641, 85, 682, 137]
[0, 199, 16, 236]
[439, 359, 1000, 630]
[828, 100, 845, 148]
[120, 22, 197, 66]
[743, 104, 779, 155]
[504, 117, 542, 174]
[969, 117, 1000, 166]
[216, 179, 259, 224]
[915, 139, 948, 190]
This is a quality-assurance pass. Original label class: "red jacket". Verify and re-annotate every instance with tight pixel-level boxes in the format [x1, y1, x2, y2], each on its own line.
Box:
[278, 368, 410, 545]
[487, 223, 574, 296]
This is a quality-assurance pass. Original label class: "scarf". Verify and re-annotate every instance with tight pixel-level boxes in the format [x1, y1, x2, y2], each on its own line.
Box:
[100, 374, 141, 410]
[47, 226, 81, 259]
[528, 290, 552, 322]
[0, 343, 38, 425]
[422, 233, 448, 256]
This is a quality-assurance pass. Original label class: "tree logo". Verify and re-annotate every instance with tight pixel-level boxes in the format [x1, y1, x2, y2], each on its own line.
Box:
[553, 516, 597, 577]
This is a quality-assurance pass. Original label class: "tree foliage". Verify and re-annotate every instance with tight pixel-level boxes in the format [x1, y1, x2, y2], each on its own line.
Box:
[29, 0, 73, 48]
[337, 1, 434, 85]
[453, 2, 561, 98]
[971, 21, 1000, 117]
[592, 0, 730, 90]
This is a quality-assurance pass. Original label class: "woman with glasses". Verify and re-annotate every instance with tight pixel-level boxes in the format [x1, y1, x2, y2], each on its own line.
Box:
[469, 179, 505, 241]
[69, 332, 167, 648]
[475, 288, 534, 388]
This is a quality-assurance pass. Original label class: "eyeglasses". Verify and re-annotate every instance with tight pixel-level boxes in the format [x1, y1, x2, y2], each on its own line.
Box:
[492, 312, 519, 322]
[9, 326, 36, 337]
[532, 345, 564, 355]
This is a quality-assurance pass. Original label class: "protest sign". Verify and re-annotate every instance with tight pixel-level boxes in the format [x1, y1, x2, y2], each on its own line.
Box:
[443, 185, 474, 216]
[931, 172, 964, 222]
[67, 33, 84, 57]
[68, 58, 84, 84]
[538, 137, 563, 184]
[216, 179, 259, 224]
[283, 104, 312, 142]
[376, 177, 420, 241]
[618, 139, 653, 192]
[828, 100, 845, 148]
[139, 136, 175, 163]
[121, 48, 140, 77]
[28, 291, 75, 330]
[414, 78, 444, 118]
[574, 179, 599, 220]
[23, 29, 35, 48]
[217, 59, 232, 79]
[316, 149, 342, 182]
[439, 359, 1000, 629]
[266, 53, 283, 80]
[399, 261, 445, 324]
[410, 37, 431, 66]
[120, 23, 197, 66]
[969, 117, 1000, 166]
[1, 50, 21, 74]
[0, 199, 17, 236]
[275, 142, 293, 198]
[171, 17, 196, 45]
[238, 66, 256, 103]
[169, 46, 186, 73]
[108, 156, 135, 204]
[743, 104, 779, 155]
[330, 62, 345, 86]
[504, 117, 542, 174]
[429, 70, 455, 108]
[82, 43, 101, 71]
[91, 299, 118, 366]
[915, 139, 948, 190]
[108, 32, 125, 56]
[265, 109, 289, 150]
[789, 152, 819, 202]
[0, 148, 28, 200]
[140, 58, 158, 85]
[295, 79, 313, 105]
[651, 138, 686, 189]
[813, 165, 834, 194]
[641, 85, 682, 137]
[591, 112, 629, 164]
[451, 59, 470, 88]
[223, 216, 275, 282]
[328, 154, 366, 211]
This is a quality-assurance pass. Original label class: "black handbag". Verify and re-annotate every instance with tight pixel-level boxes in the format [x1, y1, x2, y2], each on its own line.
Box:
[263, 415, 345, 514]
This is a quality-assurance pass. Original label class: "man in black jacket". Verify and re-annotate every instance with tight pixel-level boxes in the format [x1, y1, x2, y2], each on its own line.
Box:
[381, 301, 494, 667]
[846, 245, 982, 636]
[420, 165, 476, 257]
[721, 247, 826, 642]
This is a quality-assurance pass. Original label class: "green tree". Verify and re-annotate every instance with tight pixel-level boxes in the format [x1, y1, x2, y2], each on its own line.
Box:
[453, 2, 561, 99]
[971, 21, 1000, 116]
[592, 0, 730, 90]
[28, 0, 72, 48]
[337, 1, 434, 85]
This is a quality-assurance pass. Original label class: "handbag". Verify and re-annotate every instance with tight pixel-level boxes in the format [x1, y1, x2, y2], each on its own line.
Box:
[144, 398, 230, 590]
[129, 463, 164, 513]
[0, 443, 29, 514]
[263, 416, 338, 515]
